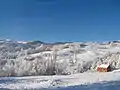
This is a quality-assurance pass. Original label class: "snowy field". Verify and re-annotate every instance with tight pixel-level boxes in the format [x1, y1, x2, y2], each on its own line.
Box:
[0, 70, 120, 90]
[54, 81, 120, 90]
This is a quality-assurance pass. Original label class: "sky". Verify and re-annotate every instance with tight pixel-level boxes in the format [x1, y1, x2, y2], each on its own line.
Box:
[0, 0, 120, 42]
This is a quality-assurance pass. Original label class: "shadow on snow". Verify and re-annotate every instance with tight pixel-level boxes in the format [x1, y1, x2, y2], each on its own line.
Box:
[50, 81, 120, 90]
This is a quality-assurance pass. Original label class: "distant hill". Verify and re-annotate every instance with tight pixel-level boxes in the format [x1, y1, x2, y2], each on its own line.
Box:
[0, 39, 120, 76]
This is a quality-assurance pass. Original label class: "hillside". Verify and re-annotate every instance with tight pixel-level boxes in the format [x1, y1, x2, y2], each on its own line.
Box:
[0, 40, 120, 76]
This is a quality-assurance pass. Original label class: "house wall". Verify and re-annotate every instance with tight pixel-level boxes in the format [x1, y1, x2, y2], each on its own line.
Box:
[97, 67, 108, 72]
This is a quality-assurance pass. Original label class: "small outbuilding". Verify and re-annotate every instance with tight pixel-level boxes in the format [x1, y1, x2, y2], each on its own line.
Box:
[97, 64, 111, 72]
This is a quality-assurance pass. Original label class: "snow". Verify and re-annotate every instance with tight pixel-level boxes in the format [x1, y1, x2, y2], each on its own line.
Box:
[30, 52, 42, 57]
[17, 41, 27, 44]
[77, 51, 96, 61]
[97, 64, 110, 68]
[30, 51, 52, 57]
[0, 71, 120, 89]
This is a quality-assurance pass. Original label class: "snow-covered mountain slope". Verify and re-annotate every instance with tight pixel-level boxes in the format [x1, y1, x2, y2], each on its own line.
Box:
[0, 39, 120, 76]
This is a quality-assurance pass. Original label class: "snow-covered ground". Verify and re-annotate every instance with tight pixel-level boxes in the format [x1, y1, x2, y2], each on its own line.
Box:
[0, 70, 120, 90]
